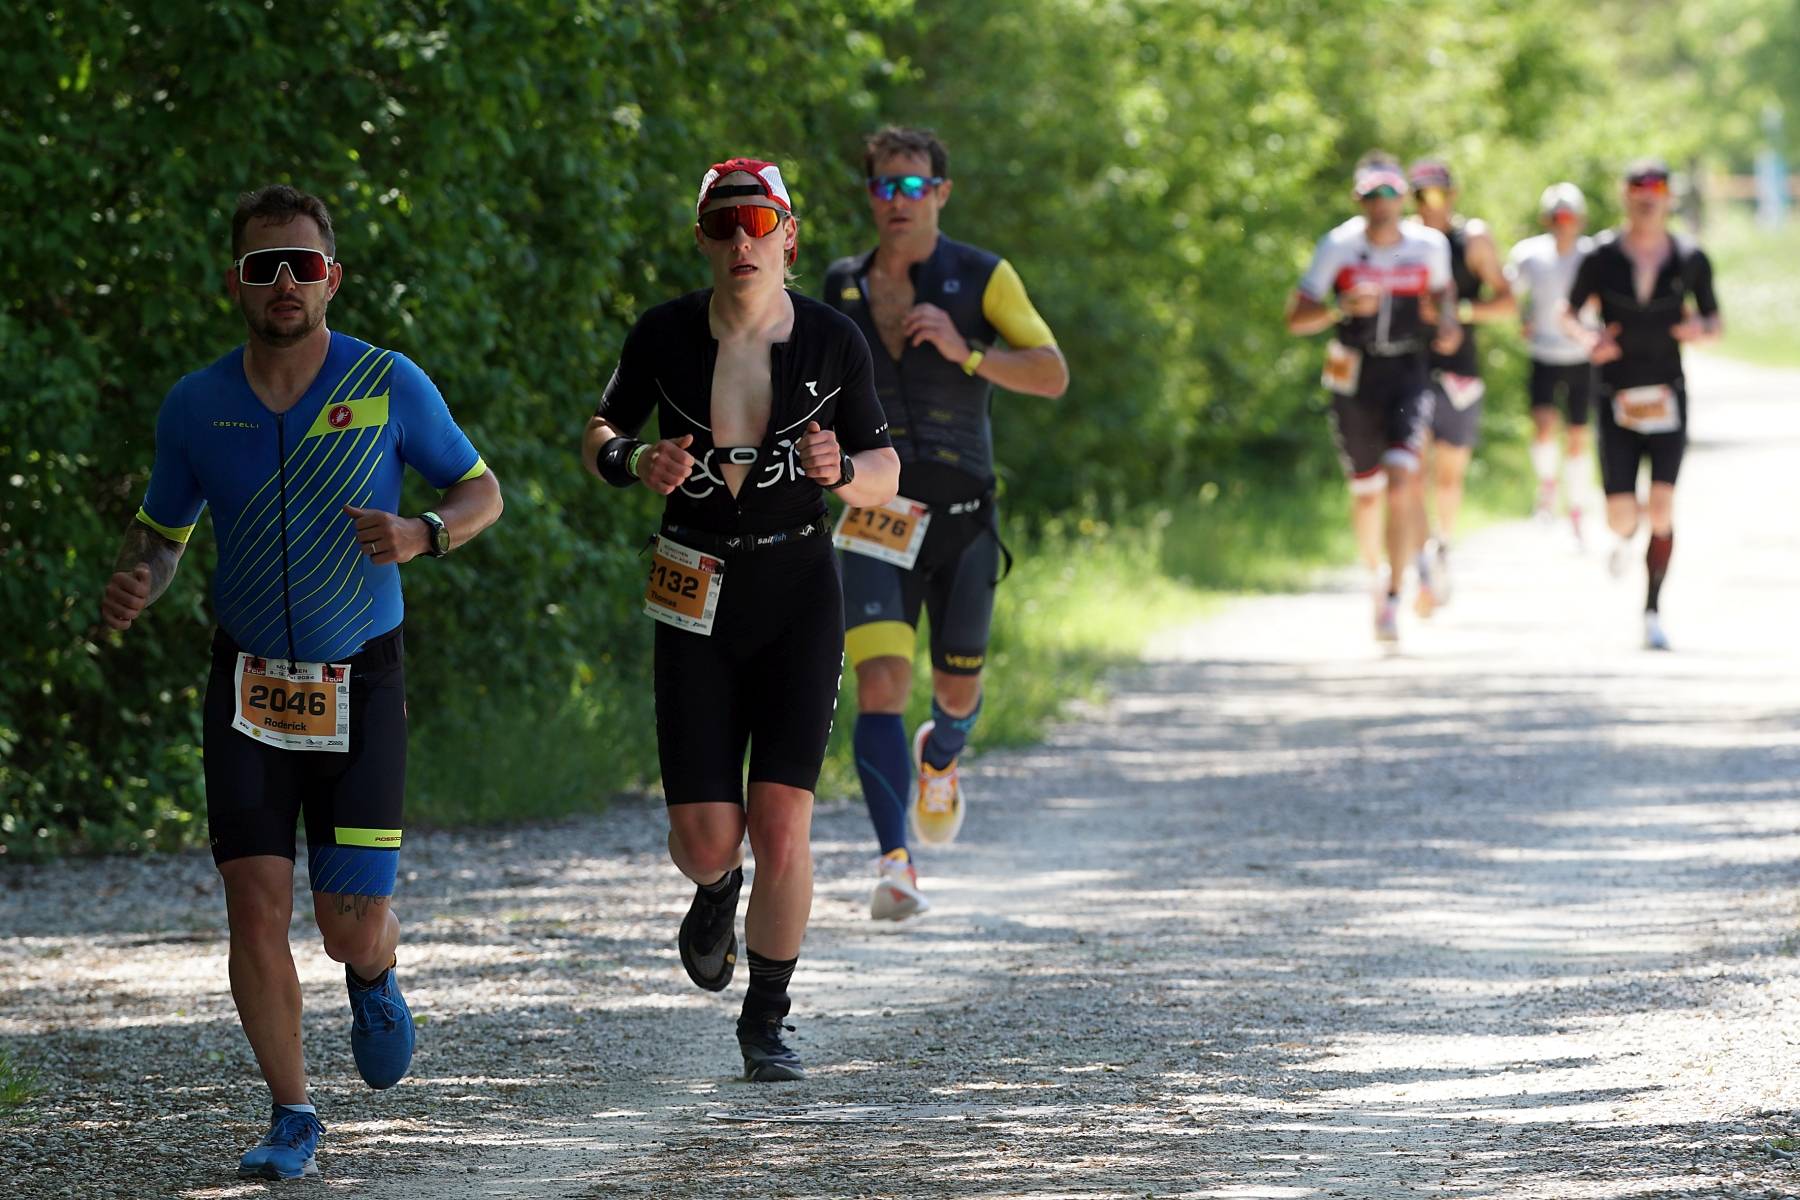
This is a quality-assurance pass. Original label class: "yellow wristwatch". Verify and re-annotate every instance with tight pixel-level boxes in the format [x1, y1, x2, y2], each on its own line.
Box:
[961, 348, 985, 376]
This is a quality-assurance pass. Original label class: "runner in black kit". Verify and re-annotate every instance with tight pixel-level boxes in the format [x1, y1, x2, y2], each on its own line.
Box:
[1565, 158, 1721, 650]
[581, 158, 899, 1079]
[100, 185, 504, 1179]
[1407, 159, 1514, 615]
[1287, 152, 1460, 644]
[824, 126, 1067, 920]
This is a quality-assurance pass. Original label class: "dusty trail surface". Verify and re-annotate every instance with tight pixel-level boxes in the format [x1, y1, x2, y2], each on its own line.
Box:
[5, 353, 1800, 1199]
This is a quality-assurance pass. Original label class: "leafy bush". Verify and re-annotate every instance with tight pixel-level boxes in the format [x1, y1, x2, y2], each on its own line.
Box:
[0, 0, 1756, 856]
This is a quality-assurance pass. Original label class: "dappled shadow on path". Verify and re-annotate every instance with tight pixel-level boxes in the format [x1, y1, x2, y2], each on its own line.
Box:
[6, 640, 1798, 1198]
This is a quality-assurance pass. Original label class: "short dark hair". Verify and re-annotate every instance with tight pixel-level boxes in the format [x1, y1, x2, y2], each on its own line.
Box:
[231, 185, 336, 257]
[1354, 149, 1402, 173]
[864, 126, 948, 179]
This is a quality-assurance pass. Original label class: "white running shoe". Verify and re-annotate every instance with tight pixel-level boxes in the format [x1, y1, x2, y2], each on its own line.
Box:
[908, 721, 967, 846]
[1433, 544, 1454, 605]
[1374, 594, 1400, 644]
[1644, 611, 1671, 651]
[869, 852, 929, 921]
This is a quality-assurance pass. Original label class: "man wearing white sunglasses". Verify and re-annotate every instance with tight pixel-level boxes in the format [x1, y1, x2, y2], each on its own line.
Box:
[99, 184, 502, 1179]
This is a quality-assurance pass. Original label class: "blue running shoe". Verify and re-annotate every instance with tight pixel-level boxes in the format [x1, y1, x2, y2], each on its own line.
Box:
[348, 964, 415, 1090]
[238, 1105, 323, 1180]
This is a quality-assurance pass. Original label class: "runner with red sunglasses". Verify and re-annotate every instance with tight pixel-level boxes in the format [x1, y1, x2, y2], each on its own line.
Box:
[100, 184, 503, 1179]
[582, 158, 899, 1080]
[823, 126, 1068, 922]
[1565, 158, 1721, 650]
[1287, 151, 1460, 644]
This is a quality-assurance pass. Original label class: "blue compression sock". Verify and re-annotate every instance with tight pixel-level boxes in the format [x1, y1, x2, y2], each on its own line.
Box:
[922, 693, 982, 770]
[854, 713, 911, 856]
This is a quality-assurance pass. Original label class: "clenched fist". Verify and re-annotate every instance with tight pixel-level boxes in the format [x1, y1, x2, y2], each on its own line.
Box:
[796, 421, 844, 485]
[101, 563, 152, 631]
[638, 434, 696, 496]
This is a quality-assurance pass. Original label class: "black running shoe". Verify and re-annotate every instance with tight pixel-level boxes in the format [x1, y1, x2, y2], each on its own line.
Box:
[738, 1014, 806, 1082]
[678, 867, 741, 992]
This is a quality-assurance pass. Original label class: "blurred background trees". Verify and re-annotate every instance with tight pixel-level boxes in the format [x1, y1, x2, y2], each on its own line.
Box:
[4, 0, 1791, 857]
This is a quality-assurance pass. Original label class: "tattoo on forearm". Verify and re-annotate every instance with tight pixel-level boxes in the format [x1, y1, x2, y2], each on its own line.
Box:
[113, 523, 185, 604]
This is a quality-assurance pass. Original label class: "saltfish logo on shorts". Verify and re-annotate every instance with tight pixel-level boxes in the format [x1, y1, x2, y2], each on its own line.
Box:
[943, 652, 984, 670]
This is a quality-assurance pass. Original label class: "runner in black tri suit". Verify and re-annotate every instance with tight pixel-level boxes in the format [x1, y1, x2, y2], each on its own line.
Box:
[823, 126, 1067, 920]
[1287, 151, 1460, 645]
[101, 185, 504, 1180]
[1406, 159, 1515, 615]
[582, 158, 899, 1079]
[1565, 158, 1721, 651]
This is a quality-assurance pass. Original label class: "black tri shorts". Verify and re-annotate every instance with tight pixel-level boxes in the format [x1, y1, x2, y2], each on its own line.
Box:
[1530, 360, 1595, 427]
[203, 625, 407, 896]
[654, 527, 844, 806]
[1596, 381, 1686, 496]
[841, 498, 1000, 677]
[1328, 352, 1429, 489]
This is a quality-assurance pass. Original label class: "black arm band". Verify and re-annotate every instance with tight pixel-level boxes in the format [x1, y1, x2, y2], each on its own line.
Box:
[598, 436, 645, 488]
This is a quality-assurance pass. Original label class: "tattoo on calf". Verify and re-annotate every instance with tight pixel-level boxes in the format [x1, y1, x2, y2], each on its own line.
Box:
[333, 893, 387, 920]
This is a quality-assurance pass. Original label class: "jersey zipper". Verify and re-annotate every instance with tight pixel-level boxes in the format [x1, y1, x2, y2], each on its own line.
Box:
[274, 411, 299, 662]
[861, 269, 918, 467]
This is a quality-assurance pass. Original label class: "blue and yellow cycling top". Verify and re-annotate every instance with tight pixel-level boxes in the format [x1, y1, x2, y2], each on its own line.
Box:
[823, 235, 1056, 505]
[136, 332, 487, 662]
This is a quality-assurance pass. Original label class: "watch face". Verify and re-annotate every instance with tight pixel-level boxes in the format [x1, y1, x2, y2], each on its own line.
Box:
[432, 523, 451, 555]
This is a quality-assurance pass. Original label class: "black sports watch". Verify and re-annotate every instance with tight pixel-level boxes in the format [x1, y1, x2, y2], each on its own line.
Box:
[419, 511, 451, 557]
[823, 452, 856, 491]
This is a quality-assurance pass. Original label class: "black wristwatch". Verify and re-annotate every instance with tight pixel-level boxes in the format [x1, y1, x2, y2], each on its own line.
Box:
[419, 511, 451, 558]
[823, 452, 856, 491]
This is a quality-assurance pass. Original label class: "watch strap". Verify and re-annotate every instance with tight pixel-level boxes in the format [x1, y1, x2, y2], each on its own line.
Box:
[420, 510, 450, 557]
[823, 452, 855, 491]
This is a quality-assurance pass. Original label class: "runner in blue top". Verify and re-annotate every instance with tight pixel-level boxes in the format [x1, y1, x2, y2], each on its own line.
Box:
[99, 185, 503, 1181]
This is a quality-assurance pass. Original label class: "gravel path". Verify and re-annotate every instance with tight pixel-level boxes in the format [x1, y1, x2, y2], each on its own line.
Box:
[5, 353, 1799, 1199]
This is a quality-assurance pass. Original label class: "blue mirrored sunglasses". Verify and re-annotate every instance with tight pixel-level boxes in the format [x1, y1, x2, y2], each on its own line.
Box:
[867, 174, 944, 201]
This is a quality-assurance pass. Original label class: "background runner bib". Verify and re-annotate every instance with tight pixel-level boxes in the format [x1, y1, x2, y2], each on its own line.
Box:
[1322, 340, 1363, 396]
[1612, 384, 1680, 434]
[834, 497, 931, 568]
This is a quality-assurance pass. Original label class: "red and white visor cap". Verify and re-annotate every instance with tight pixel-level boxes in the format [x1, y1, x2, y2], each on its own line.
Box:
[1353, 165, 1409, 198]
[696, 158, 793, 217]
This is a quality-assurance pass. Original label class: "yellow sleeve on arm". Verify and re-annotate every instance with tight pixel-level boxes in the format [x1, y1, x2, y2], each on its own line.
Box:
[981, 259, 1057, 349]
[135, 506, 195, 545]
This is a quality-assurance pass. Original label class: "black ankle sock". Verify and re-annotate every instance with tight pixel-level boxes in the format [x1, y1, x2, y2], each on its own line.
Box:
[742, 949, 797, 1020]
[699, 866, 742, 900]
[347, 956, 395, 990]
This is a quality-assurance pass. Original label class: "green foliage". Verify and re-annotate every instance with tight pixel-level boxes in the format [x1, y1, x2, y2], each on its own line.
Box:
[0, 0, 1778, 855]
[1, 0, 903, 857]
[0, 1047, 40, 1116]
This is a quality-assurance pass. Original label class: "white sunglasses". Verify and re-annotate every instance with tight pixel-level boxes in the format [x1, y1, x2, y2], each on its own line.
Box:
[234, 246, 335, 286]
